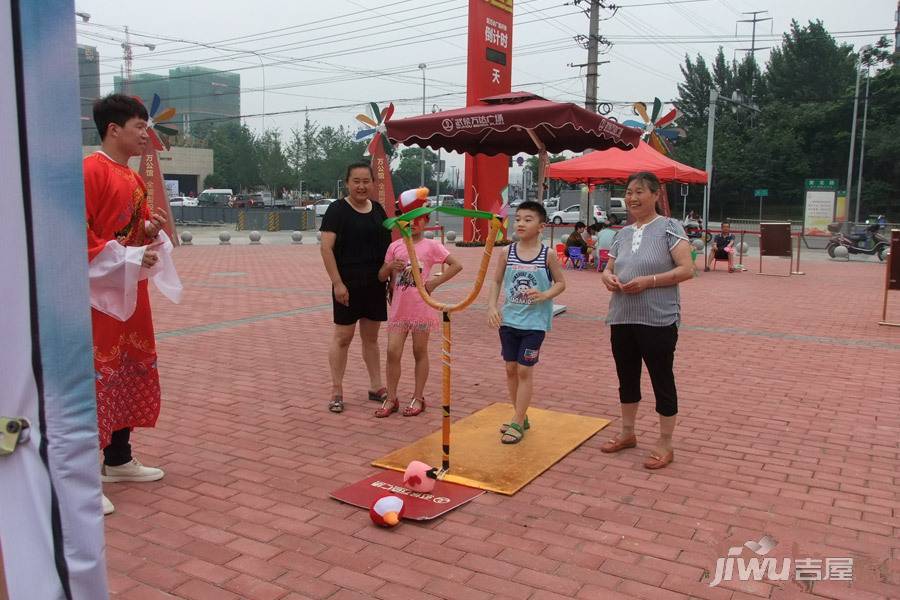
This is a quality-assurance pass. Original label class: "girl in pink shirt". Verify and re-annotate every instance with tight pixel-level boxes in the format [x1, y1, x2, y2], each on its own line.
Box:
[376, 190, 462, 417]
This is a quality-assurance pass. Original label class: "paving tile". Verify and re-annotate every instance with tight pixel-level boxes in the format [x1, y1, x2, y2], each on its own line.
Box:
[101, 243, 900, 599]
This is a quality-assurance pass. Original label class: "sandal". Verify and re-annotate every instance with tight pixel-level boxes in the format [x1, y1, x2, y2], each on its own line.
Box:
[328, 395, 344, 413]
[402, 397, 426, 417]
[644, 450, 674, 470]
[368, 387, 388, 402]
[500, 422, 525, 444]
[600, 434, 637, 453]
[500, 415, 530, 434]
[374, 397, 399, 418]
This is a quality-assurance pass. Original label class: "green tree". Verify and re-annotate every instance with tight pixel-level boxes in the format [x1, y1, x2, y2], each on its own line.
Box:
[524, 154, 569, 198]
[285, 112, 319, 194]
[676, 54, 713, 128]
[205, 121, 260, 192]
[672, 21, 900, 221]
[391, 147, 439, 194]
[256, 129, 293, 196]
[304, 125, 367, 196]
[763, 20, 855, 103]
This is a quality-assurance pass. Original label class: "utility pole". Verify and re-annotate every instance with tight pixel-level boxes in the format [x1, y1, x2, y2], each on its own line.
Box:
[585, 0, 600, 113]
[735, 10, 772, 96]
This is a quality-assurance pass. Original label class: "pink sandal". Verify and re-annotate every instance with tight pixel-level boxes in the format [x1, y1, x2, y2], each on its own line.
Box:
[402, 397, 426, 417]
[374, 398, 399, 418]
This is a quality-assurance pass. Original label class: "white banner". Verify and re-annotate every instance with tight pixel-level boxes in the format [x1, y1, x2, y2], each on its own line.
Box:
[803, 190, 835, 236]
[0, 1, 108, 598]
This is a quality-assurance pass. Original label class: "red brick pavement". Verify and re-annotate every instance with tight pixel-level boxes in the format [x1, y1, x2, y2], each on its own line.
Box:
[104, 243, 900, 599]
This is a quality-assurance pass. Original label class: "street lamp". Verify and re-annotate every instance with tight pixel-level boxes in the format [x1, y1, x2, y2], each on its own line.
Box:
[855, 56, 873, 223]
[701, 88, 759, 271]
[418, 63, 426, 187]
[846, 44, 872, 224]
[75, 11, 90, 22]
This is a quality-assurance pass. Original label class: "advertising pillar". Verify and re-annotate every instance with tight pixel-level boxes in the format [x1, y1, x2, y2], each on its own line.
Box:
[464, 0, 513, 242]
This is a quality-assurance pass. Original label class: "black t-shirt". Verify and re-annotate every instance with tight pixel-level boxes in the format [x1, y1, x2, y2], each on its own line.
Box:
[320, 198, 391, 289]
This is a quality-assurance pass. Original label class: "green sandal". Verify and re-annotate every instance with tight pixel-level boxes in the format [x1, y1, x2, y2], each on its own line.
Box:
[500, 415, 529, 434]
[501, 422, 525, 444]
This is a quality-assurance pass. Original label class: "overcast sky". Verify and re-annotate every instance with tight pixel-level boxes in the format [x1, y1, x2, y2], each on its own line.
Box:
[74, 0, 896, 175]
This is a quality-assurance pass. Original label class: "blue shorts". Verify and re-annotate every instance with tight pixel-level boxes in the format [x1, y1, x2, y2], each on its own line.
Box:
[499, 326, 546, 366]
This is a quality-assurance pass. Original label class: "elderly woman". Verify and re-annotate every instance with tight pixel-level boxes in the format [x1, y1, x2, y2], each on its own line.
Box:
[599, 172, 694, 469]
[320, 162, 392, 413]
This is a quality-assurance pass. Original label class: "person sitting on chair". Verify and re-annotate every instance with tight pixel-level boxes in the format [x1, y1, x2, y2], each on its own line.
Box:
[709, 222, 735, 272]
[565, 221, 593, 264]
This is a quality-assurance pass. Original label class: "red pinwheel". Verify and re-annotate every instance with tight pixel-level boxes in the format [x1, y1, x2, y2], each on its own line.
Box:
[355, 102, 395, 157]
[144, 93, 179, 151]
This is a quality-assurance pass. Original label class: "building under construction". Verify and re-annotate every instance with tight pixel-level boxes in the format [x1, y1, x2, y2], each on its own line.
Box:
[114, 66, 240, 138]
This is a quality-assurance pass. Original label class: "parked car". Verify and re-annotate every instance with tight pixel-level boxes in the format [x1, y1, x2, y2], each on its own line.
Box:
[543, 197, 559, 211]
[592, 207, 609, 223]
[305, 198, 336, 216]
[230, 194, 256, 208]
[608, 198, 627, 223]
[548, 205, 583, 224]
[197, 188, 233, 207]
[251, 191, 276, 208]
[169, 196, 197, 207]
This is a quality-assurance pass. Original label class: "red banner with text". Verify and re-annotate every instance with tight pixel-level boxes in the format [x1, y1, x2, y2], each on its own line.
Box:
[138, 150, 178, 245]
[464, 0, 513, 242]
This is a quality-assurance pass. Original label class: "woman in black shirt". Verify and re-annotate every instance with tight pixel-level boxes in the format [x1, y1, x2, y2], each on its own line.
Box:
[320, 162, 392, 413]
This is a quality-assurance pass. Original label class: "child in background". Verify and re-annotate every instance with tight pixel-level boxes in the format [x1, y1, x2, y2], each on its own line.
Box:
[377, 188, 462, 418]
[487, 201, 566, 443]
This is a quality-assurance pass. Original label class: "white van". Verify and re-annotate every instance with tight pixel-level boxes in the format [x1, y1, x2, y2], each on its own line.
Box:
[198, 188, 233, 207]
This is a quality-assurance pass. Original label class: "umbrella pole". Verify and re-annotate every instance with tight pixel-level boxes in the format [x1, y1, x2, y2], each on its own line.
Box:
[440, 311, 451, 475]
[525, 129, 548, 203]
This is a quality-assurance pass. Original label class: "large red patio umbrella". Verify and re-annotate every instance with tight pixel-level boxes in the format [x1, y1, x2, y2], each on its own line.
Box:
[386, 91, 642, 202]
[546, 139, 707, 185]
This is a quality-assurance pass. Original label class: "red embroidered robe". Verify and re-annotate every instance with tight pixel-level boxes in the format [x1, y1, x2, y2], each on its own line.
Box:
[83, 152, 161, 448]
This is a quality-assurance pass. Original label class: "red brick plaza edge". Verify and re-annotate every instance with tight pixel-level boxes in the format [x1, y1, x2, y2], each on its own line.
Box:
[104, 243, 899, 599]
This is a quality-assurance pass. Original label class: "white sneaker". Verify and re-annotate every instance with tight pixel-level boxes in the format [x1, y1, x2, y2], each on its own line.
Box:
[102, 494, 115, 516]
[101, 459, 165, 483]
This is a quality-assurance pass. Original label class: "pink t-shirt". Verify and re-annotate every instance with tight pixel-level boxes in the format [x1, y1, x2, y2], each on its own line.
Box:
[386, 237, 450, 331]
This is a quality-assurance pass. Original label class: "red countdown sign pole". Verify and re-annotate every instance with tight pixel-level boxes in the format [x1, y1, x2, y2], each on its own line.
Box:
[464, 0, 513, 242]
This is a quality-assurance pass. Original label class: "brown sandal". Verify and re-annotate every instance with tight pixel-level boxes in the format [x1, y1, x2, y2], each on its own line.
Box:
[402, 397, 426, 417]
[374, 397, 399, 418]
[644, 450, 674, 469]
[368, 387, 388, 402]
[600, 434, 637, 453]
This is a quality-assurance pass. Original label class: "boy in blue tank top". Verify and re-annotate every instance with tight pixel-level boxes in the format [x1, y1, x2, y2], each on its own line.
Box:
[487, 201, 566, 444]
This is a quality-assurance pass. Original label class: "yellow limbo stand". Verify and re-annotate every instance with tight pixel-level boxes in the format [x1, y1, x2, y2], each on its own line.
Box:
[385, 206, 503, 478]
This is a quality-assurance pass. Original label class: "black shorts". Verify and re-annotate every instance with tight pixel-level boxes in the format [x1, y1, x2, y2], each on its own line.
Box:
[333, 283, 388, 325]
[499, 326, 546, 366]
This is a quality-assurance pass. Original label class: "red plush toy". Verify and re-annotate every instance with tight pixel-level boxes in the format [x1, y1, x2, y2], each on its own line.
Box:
[369, 495, 405, 527]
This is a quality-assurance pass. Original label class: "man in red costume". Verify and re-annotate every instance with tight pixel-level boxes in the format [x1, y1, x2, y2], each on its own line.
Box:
[84, 94, 171, 515]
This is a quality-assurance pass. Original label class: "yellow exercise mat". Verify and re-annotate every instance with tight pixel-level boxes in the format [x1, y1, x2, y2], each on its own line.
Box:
[372, 403, 610, 495]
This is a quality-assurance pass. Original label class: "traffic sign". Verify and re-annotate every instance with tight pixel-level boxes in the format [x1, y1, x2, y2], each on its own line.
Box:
[754, 188, 768, 198]
[804, 179, 837, 190]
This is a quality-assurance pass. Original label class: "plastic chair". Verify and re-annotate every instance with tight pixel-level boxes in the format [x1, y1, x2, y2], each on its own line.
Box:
[555, 243, 568, 268]
[711, 247, 733, 272]
[595, 249, 610, 272]
[566, 246, 587, 269]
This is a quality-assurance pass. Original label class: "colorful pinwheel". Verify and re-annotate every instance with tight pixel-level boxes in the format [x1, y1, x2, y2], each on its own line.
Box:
[145, 93, 179, 151]
[355, 102, 395, 157]
[623, 97, 685, 156]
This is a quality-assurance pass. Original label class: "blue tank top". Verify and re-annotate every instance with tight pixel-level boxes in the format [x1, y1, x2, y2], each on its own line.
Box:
[501, 243, 554, 332]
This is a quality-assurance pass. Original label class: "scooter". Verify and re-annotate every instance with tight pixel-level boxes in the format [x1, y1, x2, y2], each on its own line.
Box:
[683, 218, 711, 243]
[826, 223, 889, 261]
